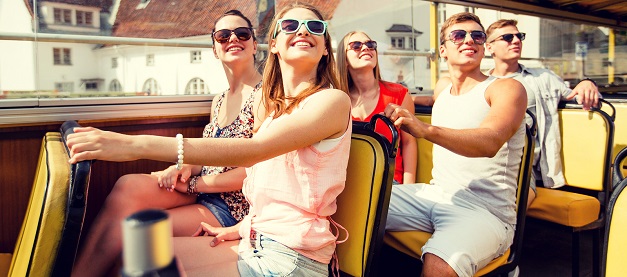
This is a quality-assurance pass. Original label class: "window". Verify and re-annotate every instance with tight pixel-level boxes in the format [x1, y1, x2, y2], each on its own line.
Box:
[53, 48, 71, 65]
[109, 79, 122, 92]
[391, 37, 405, 49]
[112, 57, 118, 68]
[146, 54, 155, 66]
[185, 78, 208, 94]
[190, 50, 202, 63]
[76, 11, 93, 26]
[387, 24, 422, 50]
[53, 8, 72, 24]
[55, 82, 74, 92]
[83, 81, 99, 91]
[142, 78, 160, 95]
[409, 38, 416, 50]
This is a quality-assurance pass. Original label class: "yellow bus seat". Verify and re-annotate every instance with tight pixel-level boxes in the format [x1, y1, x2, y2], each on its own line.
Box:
[333, 114, 398, 277]
[414, 111, 433, 184]
[603, 146, 627, 277]
[527, 101, 615, 277]
[0, 121, 92, 276]
[601, 100, 627, 179]
[384, 109, 536, 276]
[613, 145, 627, 190]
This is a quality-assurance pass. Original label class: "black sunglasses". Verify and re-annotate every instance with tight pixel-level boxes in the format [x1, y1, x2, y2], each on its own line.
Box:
[273, 19, 327, 38]
[348, 40, 377, 51]
[490, 32, 526, 43]
[213, 27, 253, 44]
[443, 29, 487, 45]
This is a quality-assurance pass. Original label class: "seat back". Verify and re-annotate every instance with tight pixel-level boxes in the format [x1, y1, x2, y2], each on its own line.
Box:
[602, 161, 627, 277]
[492, 110, 536, 274]
[612, 146, 627, 190]
[559, 101, 614, 194]
[414, 107, 433, 184]
[334, 114, 398, 277]
[8, 120, 92, 276]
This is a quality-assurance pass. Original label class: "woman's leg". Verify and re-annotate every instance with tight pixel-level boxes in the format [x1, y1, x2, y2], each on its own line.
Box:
[168, 203, 223, 236]
[72, 174, 197, 277]
[173, 237, 240, 277]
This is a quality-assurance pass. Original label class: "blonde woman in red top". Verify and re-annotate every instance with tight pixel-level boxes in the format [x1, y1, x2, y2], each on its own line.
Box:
[337, 31, 417, 184]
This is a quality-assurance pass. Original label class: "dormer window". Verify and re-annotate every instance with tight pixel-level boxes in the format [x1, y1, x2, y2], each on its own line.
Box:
[53, 8, 72, 24]
[386, 24, 422, 50]
[43, 2, 100, 32]
[76, 11, 93, 26]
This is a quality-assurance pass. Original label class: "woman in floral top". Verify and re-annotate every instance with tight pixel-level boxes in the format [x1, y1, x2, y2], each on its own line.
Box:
[72, 10, 261, 276]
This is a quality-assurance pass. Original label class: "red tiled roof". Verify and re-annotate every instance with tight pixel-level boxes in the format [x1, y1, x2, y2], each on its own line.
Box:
[276, 0, 341, 20]
[113, 0, 258, 39]
[112, 0, 341, 39]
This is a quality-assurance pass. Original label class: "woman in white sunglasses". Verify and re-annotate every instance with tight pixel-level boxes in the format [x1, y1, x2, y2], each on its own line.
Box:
[72, 9, 262, 276]
[68, 4, 350, 276]
[337, 31, 417, 184]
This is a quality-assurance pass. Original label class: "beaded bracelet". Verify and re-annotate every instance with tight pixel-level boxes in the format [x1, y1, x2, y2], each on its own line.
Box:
[187, 176, 199, 195]
[176, 134, 184, 170]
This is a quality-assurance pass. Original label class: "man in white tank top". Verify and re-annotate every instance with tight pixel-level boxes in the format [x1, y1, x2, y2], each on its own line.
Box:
[383, 12, 527, 277]
[485, 19, 601, 207]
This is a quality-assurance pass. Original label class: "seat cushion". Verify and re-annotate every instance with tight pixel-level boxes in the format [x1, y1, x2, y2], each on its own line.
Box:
[384, 231, 509, 276]
[527, 187, 600, 227]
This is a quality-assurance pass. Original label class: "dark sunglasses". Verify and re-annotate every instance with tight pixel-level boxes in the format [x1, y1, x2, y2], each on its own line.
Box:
[348, 40, 377, 51]
[490, 32, 526, 43]
[443, 30, 487, 45]
[213, 27, 253, 44]
[273, 19, 328, 38]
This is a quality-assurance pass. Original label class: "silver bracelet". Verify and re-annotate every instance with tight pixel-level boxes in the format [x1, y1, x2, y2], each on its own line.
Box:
[176, 133, 184, 170]
[187, 176, 199, 195]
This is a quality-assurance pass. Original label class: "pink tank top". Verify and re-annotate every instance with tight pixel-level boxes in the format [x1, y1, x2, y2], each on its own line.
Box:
[239, 100, 352, 264]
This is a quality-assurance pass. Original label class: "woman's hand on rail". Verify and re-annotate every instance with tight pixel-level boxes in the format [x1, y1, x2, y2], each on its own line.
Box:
[66, 127, 139, 163]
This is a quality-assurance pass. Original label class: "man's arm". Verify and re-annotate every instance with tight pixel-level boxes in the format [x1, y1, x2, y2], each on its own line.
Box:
[385, 78, 526, 158]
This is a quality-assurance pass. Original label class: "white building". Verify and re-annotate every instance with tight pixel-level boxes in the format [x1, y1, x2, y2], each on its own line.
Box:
[0, 0, 614, 95]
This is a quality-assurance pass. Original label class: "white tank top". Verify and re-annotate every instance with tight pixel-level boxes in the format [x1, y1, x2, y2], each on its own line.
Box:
[431, 76, 525, 224]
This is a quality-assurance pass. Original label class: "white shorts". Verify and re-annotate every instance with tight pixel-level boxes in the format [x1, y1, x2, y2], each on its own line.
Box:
[386, 184, 515, 277]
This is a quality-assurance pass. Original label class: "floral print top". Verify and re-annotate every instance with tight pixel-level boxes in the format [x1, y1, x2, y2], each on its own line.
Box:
[199, 82, 261, 221]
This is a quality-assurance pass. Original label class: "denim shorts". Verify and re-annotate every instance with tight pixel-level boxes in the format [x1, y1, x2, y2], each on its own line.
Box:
[196, 193, 238, 227]
[237, 233, 328, 277]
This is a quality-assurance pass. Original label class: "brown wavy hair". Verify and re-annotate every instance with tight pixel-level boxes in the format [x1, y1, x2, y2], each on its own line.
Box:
[336, 31, 382, 94]
[439, 12, 484, 45]
[261, 3, 342, 118]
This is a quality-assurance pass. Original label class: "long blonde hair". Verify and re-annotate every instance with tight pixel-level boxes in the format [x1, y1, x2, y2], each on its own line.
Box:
[336, 31, 382, 94]
[261, 3, 342, 118]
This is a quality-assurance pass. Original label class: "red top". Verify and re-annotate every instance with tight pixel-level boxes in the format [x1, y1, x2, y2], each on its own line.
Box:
[352, 81, 408, 183]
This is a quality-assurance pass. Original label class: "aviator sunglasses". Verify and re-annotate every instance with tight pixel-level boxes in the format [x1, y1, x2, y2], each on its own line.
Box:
[490, 32, 526, 43]
[213, 27, 253, 44]
[348, 40, 378, 51]
[442, 30, 487, 45]
[273, 19, 328, 38]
